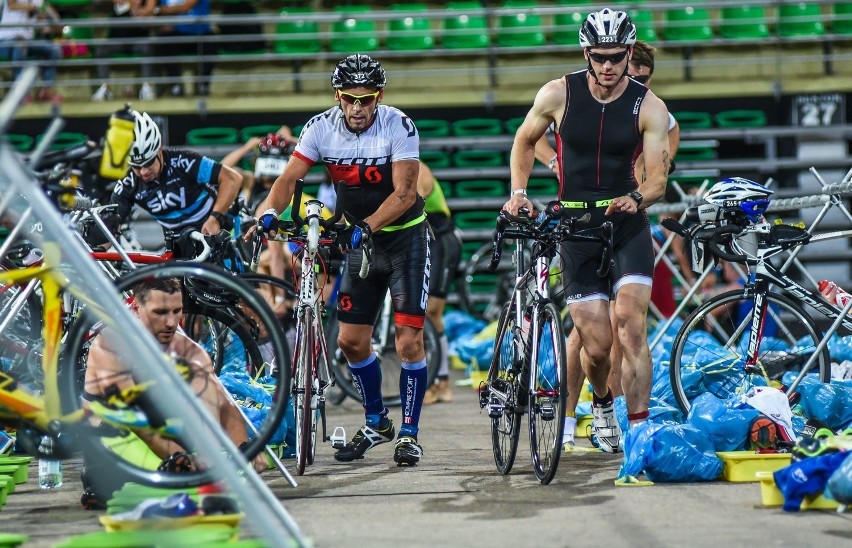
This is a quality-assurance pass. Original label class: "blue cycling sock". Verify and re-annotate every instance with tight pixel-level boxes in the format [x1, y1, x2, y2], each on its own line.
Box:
[399, 359, 427, 437]
[348, 353, 385, 426]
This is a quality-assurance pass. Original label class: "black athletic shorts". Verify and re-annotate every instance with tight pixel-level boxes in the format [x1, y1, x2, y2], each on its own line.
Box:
[337, 221, 430, 328]
[428, 227, 462, 299]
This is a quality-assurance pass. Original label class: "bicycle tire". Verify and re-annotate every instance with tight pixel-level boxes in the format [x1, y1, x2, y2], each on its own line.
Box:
[325, 314, 442, 407]
[59, 262, 291, 488]
[459, 241, 517, 323]
[527, 301, 566, 485]
[293, 306, 321, 475]
[669, 289, 830, 414]
[486, 303, 522, 476]
[184, 306, 263, 377]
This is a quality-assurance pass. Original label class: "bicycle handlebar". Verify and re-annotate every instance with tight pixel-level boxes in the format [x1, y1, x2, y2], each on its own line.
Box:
[662, 217, 749, 264]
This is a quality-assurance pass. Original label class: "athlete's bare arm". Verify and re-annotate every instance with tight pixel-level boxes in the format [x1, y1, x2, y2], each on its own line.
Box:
[364, 159, 420, 231]
[506, 78, 566, 215]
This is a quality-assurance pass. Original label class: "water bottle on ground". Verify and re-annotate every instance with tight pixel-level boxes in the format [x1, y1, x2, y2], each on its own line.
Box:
[38, 436, 62, 490]
[818, 280, 852, 308]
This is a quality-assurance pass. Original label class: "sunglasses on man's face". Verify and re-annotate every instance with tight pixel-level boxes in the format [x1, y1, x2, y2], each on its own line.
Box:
[588, 50, 629, 65]
[338, 90, 381, 106]
[130, 155, 158, 170]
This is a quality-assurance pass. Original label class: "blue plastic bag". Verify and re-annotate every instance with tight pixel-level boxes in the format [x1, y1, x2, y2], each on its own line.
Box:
[786, 373, 852, 431]
[443, 310, 487, 343]
[619, 421, 723, 482]
[687, 392, 759, 451]
[827, 451, 852, 505]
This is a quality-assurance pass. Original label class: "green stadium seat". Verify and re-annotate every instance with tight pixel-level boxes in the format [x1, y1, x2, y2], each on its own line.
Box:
[719, 6, 770, 40]
[451, 118, 504, 136]
[50, 0, 90, 6]
[185, 127, 240, 146]
[496, 0, 546, 48]
[417, 119, 451, 137]
[672, 111, 713, 129]
[834, 3, 852, 35]
[455, 210, 499, 229]
[240, 125, 281, 142]
[35, 132, 89, 152]
[453, 150, 505, 168]
[442, 2, 490, 49]
[453, 179, 506, 197]
[714, 109, 767, 128]
[273, 8, 321, 55]
[420, 150, 452, 169]
[330, 6, 379, 53]
[504, 116, 525, 135]
[628, 9, 658, 43]
[6, 134, 33, 152]
[553, 2, 587, 46]
[664, 5, 713, 42]
[527, 177, 558, 196]
[778, 3, 825, 37]
[669, 173, 715, 188]
[461, 240, 491, 262]
[387, 4, 434, 51]
[674, 147, 717, 162]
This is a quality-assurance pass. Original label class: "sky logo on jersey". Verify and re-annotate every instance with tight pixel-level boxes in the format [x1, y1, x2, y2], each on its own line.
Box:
[146, 187, 187, 213]
[170, 157, 197, 172]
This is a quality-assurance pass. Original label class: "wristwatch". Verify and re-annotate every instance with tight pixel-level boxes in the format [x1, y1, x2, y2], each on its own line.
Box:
[627, 190, 644, 207]
[152, 6, 161, 15]
[209, 211, 227, 225]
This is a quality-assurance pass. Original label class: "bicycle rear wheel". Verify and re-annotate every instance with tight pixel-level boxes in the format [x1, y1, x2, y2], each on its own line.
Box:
[670, 289, 829, 414]
[484, 303, 522, 475]
[528, 301, 566, 485]
[60, 262, 291, 488]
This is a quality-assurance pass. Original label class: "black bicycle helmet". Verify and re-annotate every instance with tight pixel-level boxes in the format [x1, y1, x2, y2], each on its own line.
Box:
[331, 54, 386, 89]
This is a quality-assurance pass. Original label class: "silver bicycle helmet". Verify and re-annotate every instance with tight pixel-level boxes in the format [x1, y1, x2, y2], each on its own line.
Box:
[579, 8, 637, 48]
[129, 111, 162, 167]
[331, 54, 386, 89]
[704, 177, 774, 224]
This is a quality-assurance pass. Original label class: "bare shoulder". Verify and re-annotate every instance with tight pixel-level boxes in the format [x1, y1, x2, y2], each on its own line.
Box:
[639, 90, 670, 129]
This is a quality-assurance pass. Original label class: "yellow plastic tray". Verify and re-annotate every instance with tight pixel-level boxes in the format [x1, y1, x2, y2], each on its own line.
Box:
[99, 513, 243, 533]
[469, 370, 488, 391]
[575, 416, 593, 439]
[717, 451, 791, 482]
[756, 471, 840, 510]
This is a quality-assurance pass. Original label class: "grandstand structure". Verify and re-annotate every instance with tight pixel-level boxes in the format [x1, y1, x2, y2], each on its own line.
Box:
[4, 1, 852, 294]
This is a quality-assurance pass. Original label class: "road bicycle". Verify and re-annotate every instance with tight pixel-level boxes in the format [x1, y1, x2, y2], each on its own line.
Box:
[251, 179, 343, 475]
[663, 210, 838, 414]
[479, 202, 613, 485]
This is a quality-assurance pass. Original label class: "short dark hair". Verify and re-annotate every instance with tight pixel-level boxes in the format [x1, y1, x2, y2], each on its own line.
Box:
[630, 40, 656, 74]
[133, 278, 182, 305]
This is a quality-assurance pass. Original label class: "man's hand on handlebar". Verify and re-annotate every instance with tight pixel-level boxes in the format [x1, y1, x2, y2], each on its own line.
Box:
[255, 209, 280, 239]
[502, 194, 534, 217]
[336, 221, 372, 250]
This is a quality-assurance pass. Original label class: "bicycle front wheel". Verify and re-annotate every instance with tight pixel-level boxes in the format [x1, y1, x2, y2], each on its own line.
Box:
[528, 301, 566, 485]
[292, 306, 322, 475]
[670, 289, 830, 414]
[486, 303, 522, 475]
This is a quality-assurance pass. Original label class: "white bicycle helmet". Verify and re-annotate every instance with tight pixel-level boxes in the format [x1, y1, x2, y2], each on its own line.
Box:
[579, 8, 637, 48]
[129, 111, 162, 167]
[254, 156, 288, 179]
[704, 177, 773, 205]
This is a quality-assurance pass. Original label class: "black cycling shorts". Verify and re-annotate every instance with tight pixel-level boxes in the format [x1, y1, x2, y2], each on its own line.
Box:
[337, 221, 430, 328]
[560, 210, 653, 302]
[428, 228, 461, 299]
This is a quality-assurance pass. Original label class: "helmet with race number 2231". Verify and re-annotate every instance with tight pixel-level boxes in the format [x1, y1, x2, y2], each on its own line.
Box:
[331, 54, 386, 90]
[579, 8, 637, 48]
[700, 177, 774, 224]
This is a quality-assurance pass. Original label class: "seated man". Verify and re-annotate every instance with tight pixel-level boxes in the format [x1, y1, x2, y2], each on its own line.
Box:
[83, 277, 267, 488]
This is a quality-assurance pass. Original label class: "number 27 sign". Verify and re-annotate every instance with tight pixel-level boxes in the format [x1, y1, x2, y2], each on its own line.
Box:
[793, 94, 845, 127]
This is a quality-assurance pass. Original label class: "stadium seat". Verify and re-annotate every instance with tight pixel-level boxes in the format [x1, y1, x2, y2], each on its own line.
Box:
[454, 210, 499, 230]
[777, 3, 825, 37]
[461, 240, 491, 262]
[5, 134, 33, 152]
[417, 119, 451, 137]
[330, 6, 379, 53]
[496, 0, 546, 48]
[674, 145, 718, 162]
[453, 179, 506, 197]
[185, 127, 240, 146]
[719, 6, 770, 40]
[453, 150, 505, 168]
[553, 0, 589, 46]
[834, 3, 852, 35]
[420, 150, 452, 169]
[715, 109, 767, 128]
[451, 118, 504, 136]
[50, 0, 90, 6]
[628, 9, 658, 43]
[240, 125, 282, 142]
[527, 177, 558, 196]
[504, 116, 525, 135]
[672, 111, 713, 129]
[273, 8, 321, 55]
[35, 132, 89, 152]
[442, 2, 490, 49]
[664, 4, 713, 42]
[387, 4, 434, 51]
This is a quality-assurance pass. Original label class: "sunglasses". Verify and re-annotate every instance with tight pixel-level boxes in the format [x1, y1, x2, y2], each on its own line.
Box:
[338, 90, 380, 106]
[588, 50, 629, 65]
[130, 154, 158, 169]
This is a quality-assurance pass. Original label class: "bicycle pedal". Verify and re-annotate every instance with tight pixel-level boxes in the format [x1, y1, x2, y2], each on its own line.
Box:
[488, 402, 505, 419]
[539, 401, 556, 421]
[330, 426, 346, 449]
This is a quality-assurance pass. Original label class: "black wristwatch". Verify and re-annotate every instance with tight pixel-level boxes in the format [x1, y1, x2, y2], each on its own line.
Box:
[627, 190, 644, 208]
[209, 211, 227, 225]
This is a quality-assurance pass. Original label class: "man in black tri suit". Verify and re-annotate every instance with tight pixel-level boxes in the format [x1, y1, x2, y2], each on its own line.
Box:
[251, 54, 429, 467]
[503, 8, 671, 454]
[110, 111, 243, 237]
